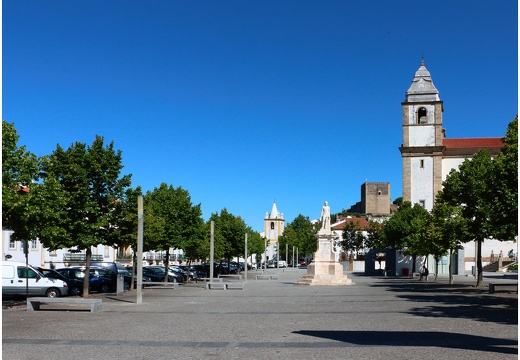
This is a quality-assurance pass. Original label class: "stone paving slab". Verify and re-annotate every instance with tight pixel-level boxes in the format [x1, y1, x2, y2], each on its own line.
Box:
[3, 269, 517, 360]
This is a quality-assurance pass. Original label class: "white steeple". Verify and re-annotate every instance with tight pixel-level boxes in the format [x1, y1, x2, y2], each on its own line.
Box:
[270, 201, 279, 219]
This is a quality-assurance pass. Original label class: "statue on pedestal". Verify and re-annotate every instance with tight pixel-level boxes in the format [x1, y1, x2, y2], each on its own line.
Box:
[319, 201, 331, 234]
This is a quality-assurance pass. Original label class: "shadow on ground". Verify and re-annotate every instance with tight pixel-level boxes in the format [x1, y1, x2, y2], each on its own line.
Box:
[365, 277, 517, 325]
[294, 330, 517, 355]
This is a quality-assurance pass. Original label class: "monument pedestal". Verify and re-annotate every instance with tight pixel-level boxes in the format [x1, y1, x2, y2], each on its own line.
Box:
[295, 232, 354, 286]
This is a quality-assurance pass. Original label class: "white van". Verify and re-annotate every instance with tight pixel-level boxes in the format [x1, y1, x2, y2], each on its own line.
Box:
[2, 261, 68, 298]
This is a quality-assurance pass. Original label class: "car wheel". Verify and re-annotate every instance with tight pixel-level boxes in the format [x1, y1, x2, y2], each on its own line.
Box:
[99, 284, 111, 293]
[70, 287, 82, 296]
[45, 288, 60, 298]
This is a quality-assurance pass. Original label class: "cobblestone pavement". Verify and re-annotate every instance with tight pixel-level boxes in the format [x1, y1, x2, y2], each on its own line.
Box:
[2, 269, 518, 360]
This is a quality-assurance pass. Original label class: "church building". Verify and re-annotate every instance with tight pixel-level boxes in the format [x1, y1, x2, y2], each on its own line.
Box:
[399, 60, 503, 211]
[263, 201, 285, 262]
[398, 60, 512, 275]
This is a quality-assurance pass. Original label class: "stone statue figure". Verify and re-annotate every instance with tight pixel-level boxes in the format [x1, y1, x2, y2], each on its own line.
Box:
[320, 201, 331, 232]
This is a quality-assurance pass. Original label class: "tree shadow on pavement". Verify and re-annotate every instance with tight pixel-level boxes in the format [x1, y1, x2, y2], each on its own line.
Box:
[293, 330, 517, 355]
[368, 279, 517, 325]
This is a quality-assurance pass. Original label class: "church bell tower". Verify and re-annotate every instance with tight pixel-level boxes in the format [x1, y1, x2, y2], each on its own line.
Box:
[399, 60, 444, 211]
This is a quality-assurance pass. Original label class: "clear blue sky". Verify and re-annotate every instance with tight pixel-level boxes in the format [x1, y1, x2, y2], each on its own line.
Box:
[4, 1, 518, 233]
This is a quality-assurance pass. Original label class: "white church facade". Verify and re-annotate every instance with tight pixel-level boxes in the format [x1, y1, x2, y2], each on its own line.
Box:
[399, 60, 515, 275]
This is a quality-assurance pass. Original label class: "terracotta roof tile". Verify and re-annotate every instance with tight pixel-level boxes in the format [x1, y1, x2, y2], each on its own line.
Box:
[332, 217, 370, 230]
[443, 137, 504, 149]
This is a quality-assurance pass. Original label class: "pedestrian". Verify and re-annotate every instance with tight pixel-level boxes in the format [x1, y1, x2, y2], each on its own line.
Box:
[490, 250, 495, 262]
[420, 266, 429, 281]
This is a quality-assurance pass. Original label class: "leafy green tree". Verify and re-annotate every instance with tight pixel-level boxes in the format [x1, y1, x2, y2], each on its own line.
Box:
[2, 121, 41, 242]
[39, 136, 131, 296]
[208, 208, 247, 270]
[428, 200, 466, 283]
[364, 220, 384, 249]
[144, 183, 203, 281]
[279, 214, 317, 260]
[340, 220, 365, 258]
[489, 116, 518, 241]
[439, 150, 495, 286]
[246, 228, 265, 266]
[381, 201, 430, 273]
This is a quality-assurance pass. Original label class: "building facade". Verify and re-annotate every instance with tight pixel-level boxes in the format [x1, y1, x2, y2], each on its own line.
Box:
[399, 60, 503, 212]
[263, 201, 285, 262]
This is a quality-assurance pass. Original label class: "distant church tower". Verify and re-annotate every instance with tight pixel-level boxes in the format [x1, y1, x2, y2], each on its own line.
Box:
[264, 201, 284, 260]
[399, 60, 444, 211]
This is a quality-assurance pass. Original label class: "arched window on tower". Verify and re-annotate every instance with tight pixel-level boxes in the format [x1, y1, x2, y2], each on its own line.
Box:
[270, 222, 275, 230]
[418, 107, 427, 124]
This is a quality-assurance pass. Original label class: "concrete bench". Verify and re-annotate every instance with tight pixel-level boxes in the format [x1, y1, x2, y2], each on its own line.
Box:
[226, 282, 245, 290]
[205, 282, 246, 290]
[145, 282, 179, 289]
[206, 282, 227, 290]
[218, 274, 242, 280]
[27, 297, 102, 313]
[255, 274, 279, 280]
[489, 282, 518, 294]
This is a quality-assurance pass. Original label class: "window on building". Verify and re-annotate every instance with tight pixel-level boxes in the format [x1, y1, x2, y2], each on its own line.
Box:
[31, 240, 38, 250]
[420, 159, 424, 168]
[270, 222, 275, 230]
[418, 107, 427, 124]
[104, 246, 110, 258]
[9, 239, 16, 249]
[419, 200, 426, 208]
[49, 250, 57, 257]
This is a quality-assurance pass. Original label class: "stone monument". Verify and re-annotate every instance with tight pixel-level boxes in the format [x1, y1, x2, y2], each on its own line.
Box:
[295, 201, 354, 286]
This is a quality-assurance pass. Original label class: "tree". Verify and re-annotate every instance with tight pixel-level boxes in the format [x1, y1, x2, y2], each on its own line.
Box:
[279, 214, 317, 260]
[439, 150, 495, 287]
[340, 220, 365, 259]
[364, 220, 384, 250]
[208, 208, 248, 272]
[39, 136, 131, 296]
[144, 183, 203, 281]
[428, 200, 466, 283]
[489, 116, 518, 241]
[381, 202, 430, 274]
[2, 121, 41, 242]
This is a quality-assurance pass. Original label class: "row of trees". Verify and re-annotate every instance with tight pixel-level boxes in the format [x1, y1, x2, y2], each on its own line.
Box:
[3, 121, 264, 294]
[338, 117, 518, 286]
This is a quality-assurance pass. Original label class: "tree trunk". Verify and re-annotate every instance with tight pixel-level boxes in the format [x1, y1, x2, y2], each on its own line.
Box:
[130, 252, 137, 291]
[476, 239, 483, 287]
[83, 248, 92, 298]
[163, 249, 170, 282]
[448, 249, 453, 285]
[434, 256, 439, 282]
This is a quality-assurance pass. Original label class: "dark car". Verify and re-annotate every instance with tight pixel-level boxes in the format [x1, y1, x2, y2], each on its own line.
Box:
[118, 267, 152, 289]
[142, 266, 178, 283]
[55, 268, 113, 293]
[38, 268, 84, 296]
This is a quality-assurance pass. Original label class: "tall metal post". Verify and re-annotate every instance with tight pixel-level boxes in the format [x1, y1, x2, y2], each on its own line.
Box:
[244, 233, 248, 282]
[286, 243, 288, 266]
[210, 221, 214, 281]
[136, 195, 143, 304]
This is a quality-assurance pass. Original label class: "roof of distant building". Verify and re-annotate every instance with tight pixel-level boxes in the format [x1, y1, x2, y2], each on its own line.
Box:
[331, 217, 369, 230]
[443, 137, 504, 149]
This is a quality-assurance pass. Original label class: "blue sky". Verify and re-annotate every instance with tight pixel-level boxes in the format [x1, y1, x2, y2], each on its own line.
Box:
[3, 1, 518, 233]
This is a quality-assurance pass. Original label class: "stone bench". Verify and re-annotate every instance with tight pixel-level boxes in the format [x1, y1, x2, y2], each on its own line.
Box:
[145, 282, 179, 289]
[256, 274, 279, 280]
[489, 282, 518, 294]
[205, 282, 246, 290]
[27, 297, 102, 313]
[218, 274, 242, 280]
[206, 282, 227, 290]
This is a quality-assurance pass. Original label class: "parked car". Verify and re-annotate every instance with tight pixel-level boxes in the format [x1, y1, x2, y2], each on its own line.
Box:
[55, 268, 113, 293]
[2, 261, 68, 298]
[142, 266, 178, 283]
[38, 268, 84, 296]
[278, 260, 287, 268]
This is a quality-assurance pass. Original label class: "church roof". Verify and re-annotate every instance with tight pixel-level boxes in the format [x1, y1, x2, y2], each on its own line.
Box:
[443, 137, 504, 149]
[443, 137, 504, 157]
[266, 201, 283, 219]
[405, 60, 441, 102]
